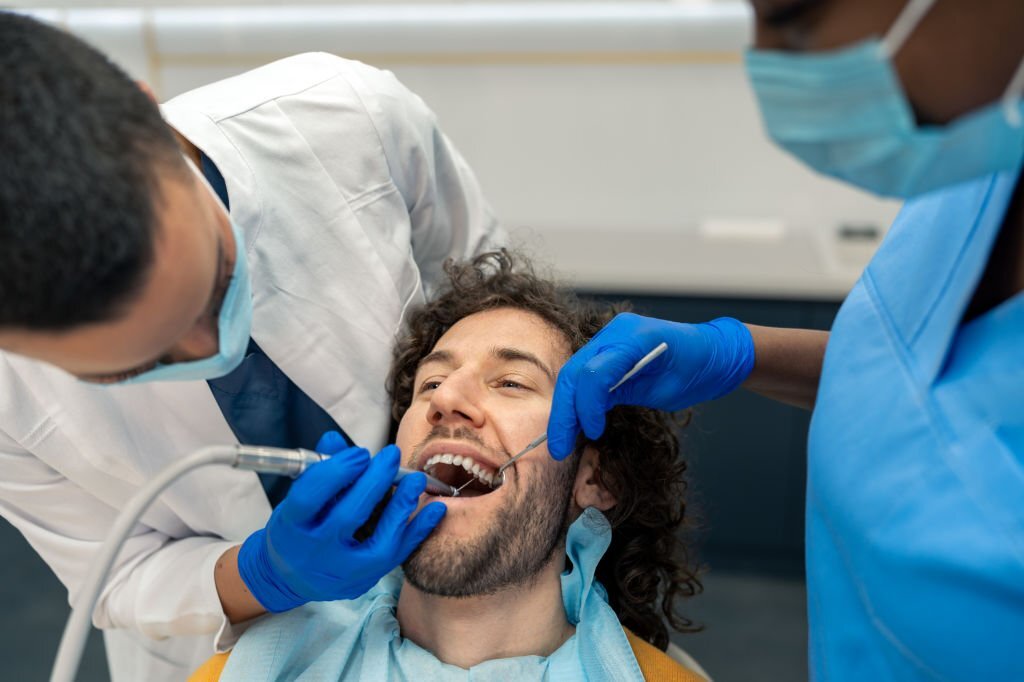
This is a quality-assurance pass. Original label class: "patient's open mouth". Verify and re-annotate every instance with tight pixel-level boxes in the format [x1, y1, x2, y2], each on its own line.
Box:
[423, 454, 498, 497]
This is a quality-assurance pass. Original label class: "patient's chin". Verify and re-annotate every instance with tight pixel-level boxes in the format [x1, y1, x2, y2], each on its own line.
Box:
[403, 464, 574, 598]
[403, 533, 508, 597]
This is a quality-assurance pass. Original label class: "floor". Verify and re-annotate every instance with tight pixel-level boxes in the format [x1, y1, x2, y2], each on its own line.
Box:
[0, 516, 807, 682]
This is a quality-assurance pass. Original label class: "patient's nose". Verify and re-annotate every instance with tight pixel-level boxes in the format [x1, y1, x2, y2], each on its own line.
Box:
[428, 373, 484, 428]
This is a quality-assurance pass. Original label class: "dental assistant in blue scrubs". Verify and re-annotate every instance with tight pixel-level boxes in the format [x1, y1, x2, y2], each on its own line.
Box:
[547, 0, 1024, 679]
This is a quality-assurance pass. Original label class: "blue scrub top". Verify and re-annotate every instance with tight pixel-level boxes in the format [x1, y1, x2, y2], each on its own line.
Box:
[807, 164, 1024, 680]
[199, 153, 348, 506]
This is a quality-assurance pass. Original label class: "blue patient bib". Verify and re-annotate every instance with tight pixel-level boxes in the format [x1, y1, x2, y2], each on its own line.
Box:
[807, 165, 1024, 680]
[219, 508, 644, 681]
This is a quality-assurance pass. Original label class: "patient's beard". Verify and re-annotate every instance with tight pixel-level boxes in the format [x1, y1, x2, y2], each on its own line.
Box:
[403, 455, 578, 597]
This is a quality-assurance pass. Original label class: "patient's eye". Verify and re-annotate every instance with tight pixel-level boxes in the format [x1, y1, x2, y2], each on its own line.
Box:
[418, 378, 443, 393]
[495, 376, 532, 391]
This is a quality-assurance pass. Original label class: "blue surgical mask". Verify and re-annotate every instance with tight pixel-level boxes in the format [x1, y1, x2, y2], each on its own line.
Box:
[120, 165, 253, 384]
[745, 0, 1024, 199]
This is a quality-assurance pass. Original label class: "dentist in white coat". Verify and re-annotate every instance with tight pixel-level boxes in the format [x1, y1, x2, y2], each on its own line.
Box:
[0, 14, 502, 682]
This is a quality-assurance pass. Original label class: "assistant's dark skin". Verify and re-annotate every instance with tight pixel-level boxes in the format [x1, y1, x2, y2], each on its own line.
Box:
[741, 0, 1024, 410]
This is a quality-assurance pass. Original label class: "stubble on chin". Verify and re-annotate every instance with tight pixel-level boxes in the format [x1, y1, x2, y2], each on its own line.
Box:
[403, 456, 578, 598]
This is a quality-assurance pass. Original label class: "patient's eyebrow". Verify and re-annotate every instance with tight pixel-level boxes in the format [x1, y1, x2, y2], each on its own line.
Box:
[493, 347, 555, 384]
[418, 349, 454, 369]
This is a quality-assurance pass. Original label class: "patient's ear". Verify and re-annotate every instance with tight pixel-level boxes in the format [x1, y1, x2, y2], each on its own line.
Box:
[572, 446, 617, 511]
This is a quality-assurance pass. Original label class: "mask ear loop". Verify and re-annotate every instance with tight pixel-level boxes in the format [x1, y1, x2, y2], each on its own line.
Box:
[877, 0, 1024, 128]
[1001, 57, 1024, 128]
[878, 0, 939, 60]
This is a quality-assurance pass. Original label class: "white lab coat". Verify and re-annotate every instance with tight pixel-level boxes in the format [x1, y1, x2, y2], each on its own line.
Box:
[0, 52, 502, 681]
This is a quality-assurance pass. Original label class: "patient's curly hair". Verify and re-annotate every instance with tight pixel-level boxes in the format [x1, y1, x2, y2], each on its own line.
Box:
[388, 250, 702, 649]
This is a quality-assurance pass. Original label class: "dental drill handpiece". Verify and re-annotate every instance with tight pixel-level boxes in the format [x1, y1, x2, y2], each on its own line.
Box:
[50, 444, 455, 682]
[234, 445, 458, 496]
[393, 466, 459, 497]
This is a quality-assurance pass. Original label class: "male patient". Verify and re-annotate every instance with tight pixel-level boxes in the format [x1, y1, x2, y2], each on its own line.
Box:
[192, 251, 707, 680]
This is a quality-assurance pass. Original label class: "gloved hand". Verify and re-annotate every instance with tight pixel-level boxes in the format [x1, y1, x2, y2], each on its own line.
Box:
[547, 313, 755, 460]
[238, 431, 446, 612]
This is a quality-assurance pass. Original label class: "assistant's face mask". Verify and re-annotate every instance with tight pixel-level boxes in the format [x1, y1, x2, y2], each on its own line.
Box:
[745, 0, 1024, 199]
[118, 161, 252, 384]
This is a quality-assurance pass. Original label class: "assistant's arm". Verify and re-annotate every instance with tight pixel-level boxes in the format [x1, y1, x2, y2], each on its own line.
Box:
[743, 324, 829, 410]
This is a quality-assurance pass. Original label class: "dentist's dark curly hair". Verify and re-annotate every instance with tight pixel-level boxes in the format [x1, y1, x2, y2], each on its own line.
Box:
[388, 249, 702, 649]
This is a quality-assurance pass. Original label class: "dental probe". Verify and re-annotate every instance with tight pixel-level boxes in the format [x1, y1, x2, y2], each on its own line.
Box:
[491, 342, 670, 488]
[607, 342, 669, 391]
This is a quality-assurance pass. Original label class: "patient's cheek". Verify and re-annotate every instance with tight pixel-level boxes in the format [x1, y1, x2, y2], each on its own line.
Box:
[394, 409, 423, 461]
[496, 412, 545, 445]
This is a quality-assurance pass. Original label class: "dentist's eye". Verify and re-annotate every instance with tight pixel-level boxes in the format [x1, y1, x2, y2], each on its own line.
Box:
[79, 361, 157, 384]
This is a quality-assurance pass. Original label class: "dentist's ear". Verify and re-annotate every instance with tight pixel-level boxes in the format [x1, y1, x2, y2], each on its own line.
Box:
[572, 445, 617, 512]
[139, 79, 203, 167]
[136, 80, 158, 104]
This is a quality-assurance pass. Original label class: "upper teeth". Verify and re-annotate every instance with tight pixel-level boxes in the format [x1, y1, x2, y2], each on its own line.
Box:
[423, 453, 496, 487]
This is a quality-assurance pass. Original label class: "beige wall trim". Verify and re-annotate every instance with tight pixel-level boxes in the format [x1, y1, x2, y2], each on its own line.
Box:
[158, 50, 743, 69]
[141, 8, 164, 95]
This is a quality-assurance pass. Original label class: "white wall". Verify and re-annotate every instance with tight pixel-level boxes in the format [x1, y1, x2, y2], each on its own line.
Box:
[18, 3, 901, 299]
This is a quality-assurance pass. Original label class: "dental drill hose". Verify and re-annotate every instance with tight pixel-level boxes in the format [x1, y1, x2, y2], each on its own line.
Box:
[49, 444, 326, 682]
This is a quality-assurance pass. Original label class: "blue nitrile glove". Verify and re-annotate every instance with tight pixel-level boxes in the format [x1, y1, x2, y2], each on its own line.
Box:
[547, 313, 755, 460]
[237, 431, 446, 612]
